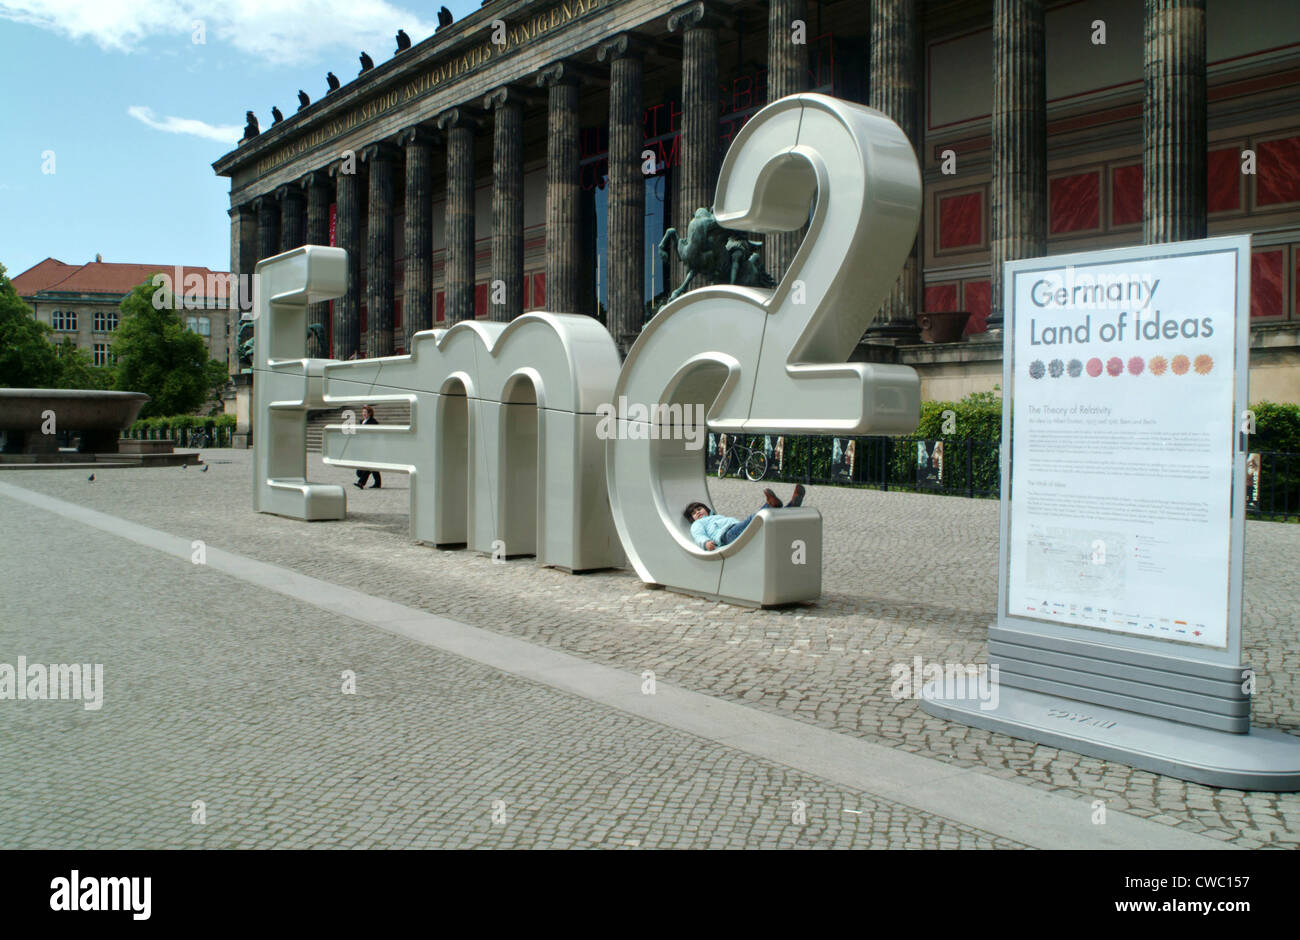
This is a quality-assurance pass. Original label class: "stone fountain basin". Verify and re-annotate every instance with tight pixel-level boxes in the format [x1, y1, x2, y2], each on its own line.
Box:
[0, 389, 149, 431]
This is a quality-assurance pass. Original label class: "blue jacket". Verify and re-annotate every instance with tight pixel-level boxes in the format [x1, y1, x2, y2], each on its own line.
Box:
[690, 513, 739, 549]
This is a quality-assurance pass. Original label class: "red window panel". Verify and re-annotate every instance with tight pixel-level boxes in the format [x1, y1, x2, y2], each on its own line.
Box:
[474, 283, 488, 318]
[1256, 136, 1300, 207]
[435, 291, 445, 323]
[1050, 172, 1101, 234]
[962, 280, 991, 334]
[924, 283, 959, 312]
[522, 273, 532, 310]
[1250, 250, 1284, 318]
[1111, 164, 1142, 226]
[533, 273, 545, 309]
[937, 192, 982, 250]
[360, 305, 367, 334]
[1208, 148, 1242, 213]
[394, 297, 403, 330]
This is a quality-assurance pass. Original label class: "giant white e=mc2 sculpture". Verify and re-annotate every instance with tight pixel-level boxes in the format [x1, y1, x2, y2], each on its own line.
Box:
[252, 93, 923, 607]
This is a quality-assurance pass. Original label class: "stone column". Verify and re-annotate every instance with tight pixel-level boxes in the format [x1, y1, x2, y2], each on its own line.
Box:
[988, 0, 1047, 333]
[329, 160, 363, 360]
[668, 2, 724, 291]
[484, 87, 526, 322]
[766, 0, 810, 282]
[227, 203, 257, 374]
[438, 108, 479, 323]
[276, 185, 305, 252]
[253, 194, 280, 263]
[398, 125, 437, 345]
[363, 142, 399, 357]
[864, 0, 922, 343]
[251, 191, 282, 370]
[228, 203, 257, 317]
[1144, 0, 1207, 244]
[537, 63, 582, 314]
[598, 35, 647, 355]
[301, 170, 334, 357]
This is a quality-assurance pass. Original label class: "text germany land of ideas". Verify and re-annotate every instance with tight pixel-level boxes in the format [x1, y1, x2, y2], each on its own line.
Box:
[1001, 237, 1249, 659]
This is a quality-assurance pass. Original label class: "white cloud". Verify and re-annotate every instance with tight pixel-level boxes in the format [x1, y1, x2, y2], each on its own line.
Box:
[128, 105, 242, 144]
[0, 1, 442, 64]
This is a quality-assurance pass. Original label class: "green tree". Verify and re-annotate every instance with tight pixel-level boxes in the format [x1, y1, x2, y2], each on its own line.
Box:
[1250, 401, 1300, 455]
[111, 277, 227, 416]
[52, 337, 113, 390]
[0, 262, 62, 388]
[886, 387, 1004, 494]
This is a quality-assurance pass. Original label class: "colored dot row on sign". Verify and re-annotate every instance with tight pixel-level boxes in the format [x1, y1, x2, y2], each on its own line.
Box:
[1028, 354, 1213, 379]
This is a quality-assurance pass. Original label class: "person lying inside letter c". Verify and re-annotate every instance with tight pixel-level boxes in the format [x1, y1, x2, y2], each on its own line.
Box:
[684, 485, 806, 551]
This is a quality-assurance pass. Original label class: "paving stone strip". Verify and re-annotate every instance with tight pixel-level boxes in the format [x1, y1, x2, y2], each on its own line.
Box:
[2, 499, 1036, 849]
[3, 451, 1297, 847]
[0, 477, 1239, 849]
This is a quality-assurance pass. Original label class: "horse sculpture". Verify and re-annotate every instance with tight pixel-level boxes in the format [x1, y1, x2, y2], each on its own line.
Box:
[238, 320, 324, 372]
[657, 207, 775, 304]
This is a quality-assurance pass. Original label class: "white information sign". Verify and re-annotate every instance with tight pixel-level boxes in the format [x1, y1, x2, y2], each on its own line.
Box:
[1003, 239, 1248, 653]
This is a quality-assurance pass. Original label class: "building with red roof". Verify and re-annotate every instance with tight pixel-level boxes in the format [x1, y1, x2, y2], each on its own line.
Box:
[11, 255, 234, 374]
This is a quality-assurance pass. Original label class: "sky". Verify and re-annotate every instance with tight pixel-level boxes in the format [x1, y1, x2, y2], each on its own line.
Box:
[0, 0, 481, 280]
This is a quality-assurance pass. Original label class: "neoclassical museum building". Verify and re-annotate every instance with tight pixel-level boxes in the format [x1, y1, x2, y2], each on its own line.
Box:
[213, 0, 1300, 402]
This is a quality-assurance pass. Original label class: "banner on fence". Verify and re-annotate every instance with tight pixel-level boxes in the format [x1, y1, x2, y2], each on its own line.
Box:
[831, 437, 855, 482]
[766, 435, 785, 474]
[1246, 452, 1260, 511]
[999, 235, 1251, 665]
[706, 432, 733, 475]
[916, 440, 944, 489]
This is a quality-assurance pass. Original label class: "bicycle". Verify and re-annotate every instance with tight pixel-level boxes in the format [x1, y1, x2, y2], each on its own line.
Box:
[716, 438, 769, 481]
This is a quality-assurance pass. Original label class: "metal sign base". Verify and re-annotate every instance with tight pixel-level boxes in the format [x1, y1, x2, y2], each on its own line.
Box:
[920, 682, 1300, 792]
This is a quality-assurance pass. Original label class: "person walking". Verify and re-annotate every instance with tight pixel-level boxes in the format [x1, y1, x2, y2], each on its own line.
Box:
[353, 405, 382, 489]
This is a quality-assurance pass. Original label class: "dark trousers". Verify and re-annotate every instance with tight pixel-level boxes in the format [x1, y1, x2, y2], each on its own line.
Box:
[718, 489, 805, 546]
[356, 469, 381, 487]
[719, 503, 766, 547]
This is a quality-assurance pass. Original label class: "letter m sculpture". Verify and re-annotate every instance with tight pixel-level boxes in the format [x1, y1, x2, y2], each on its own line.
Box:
[251, 243, 624, 573]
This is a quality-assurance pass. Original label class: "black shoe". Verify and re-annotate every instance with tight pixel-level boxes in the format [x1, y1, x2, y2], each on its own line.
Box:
[763, 487, 783, 508]
[370, 483, 381, 488]
[790, 484, 806, 507]
[354, 481, 364, 488]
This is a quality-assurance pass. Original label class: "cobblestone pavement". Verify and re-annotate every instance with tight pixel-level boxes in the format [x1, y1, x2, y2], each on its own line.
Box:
[0, 491, 1026, 849]
[3, 450, 1298, 847]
